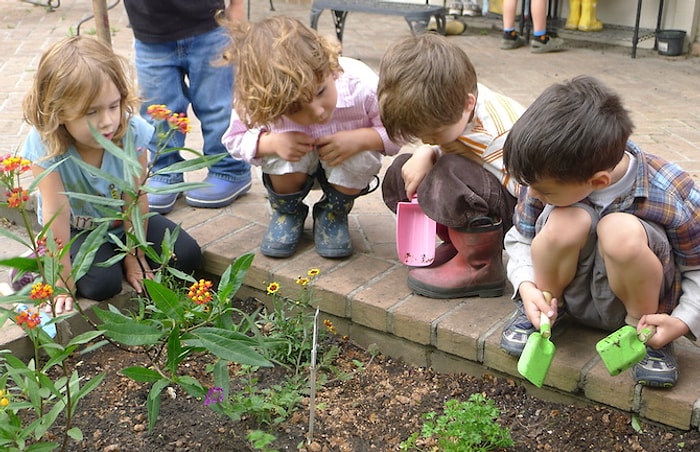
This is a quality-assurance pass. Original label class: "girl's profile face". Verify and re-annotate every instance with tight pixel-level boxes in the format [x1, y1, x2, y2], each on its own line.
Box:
[285, 74, 337, 126]
[63, 77, 122, 155]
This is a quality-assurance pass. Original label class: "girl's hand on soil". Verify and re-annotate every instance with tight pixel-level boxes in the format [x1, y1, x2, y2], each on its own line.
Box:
[519, 282, 558, 328]
[123, 253, 153, 294]
[44, 293, 74, 314]
[638, 313, 689, 349]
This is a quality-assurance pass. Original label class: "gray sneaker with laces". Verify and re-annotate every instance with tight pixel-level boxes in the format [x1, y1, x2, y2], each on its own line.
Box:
[631, 343, 679, 388]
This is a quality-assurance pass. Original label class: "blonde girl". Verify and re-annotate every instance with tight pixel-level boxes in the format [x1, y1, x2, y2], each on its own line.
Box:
[21, 36, 201, 313]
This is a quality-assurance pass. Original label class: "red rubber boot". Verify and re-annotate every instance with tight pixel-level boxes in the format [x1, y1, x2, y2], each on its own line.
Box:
[407, 218, 505, 299]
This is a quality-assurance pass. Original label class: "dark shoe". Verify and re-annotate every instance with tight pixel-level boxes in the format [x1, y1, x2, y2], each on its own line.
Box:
[631, 344, 679, 388]
[500, 30, 525, 50]
[500, 300, 536, 357]
[185, 175, 251, 209]
[530, 35, 565, 53]
[146, 180, 180, 214]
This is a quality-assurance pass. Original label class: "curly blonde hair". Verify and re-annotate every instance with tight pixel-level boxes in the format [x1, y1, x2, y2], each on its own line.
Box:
[220, 16, 341, 128]
[22, 36, 140, 159]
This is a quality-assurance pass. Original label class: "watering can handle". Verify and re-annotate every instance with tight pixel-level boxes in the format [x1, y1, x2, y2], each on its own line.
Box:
[637, 325, 657, 343]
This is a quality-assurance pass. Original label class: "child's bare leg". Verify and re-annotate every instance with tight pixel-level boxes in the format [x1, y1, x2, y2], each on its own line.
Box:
[531, 206, 591, 309]
[597, 213, 662, 321]
[269, 172, 310, 194]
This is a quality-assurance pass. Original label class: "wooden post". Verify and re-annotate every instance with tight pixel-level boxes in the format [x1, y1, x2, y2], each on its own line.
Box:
[92, 0, 112, 48]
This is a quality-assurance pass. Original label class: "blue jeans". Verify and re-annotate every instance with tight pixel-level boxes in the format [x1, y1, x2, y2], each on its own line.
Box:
[134, 27, 250, 185]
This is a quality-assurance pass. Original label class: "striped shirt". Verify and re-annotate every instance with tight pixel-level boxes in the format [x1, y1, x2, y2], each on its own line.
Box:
[222, 57, 400, 165]
[440, 83, 526, 197]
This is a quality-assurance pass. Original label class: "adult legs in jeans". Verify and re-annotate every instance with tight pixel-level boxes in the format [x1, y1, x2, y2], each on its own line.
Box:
[71, 215, 201, 301]
[134, 28, 251, 213]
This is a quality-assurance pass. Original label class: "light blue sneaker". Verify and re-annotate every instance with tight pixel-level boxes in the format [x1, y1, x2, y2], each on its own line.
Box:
[145, 180, 180, 214]
[185, 174, 251, 209]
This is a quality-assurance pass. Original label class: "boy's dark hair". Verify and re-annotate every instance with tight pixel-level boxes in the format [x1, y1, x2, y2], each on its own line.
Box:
[377, 32, 477, 143]
[504, 75, 634, 185]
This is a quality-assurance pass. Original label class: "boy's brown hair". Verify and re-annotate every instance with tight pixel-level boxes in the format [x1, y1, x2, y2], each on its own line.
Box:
[221, 16, 342, 128]
[377, 32, 478, 143]
[504, 75, 634, 185]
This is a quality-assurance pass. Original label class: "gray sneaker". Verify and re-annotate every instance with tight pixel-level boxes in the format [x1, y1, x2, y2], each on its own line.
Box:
[500, 35, 525, 50]
[631, 343, 679, 388]
[530, 35, 565, 53]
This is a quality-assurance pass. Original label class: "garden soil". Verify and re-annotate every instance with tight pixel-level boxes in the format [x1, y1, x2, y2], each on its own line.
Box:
[43, 297, 700, 452]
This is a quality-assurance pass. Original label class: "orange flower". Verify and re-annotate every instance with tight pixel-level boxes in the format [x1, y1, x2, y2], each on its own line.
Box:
[6, 187, 29, 208]
[324, 319, 337, 335]
[146, 104, 172, 121]
[1, 154, 31, 174]
[187, 279, 213, 305]
[15, 310, 41, 329]
[168, 113, 191, 134]
[29, 282, 54, 301]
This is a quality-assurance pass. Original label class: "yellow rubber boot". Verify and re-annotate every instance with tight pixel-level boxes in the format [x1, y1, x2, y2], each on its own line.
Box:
[578, 0, 603, 32]
[565, 0, 581, 30]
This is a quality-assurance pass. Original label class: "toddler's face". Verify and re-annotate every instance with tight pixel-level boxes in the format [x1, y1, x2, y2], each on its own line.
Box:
[63, 76, 122, 154]
[285, 74, 337, 126]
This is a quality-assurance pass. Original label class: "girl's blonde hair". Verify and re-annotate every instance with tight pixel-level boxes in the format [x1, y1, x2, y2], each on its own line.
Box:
[23, 36, 140, 158]
[220, 16, 341, 128]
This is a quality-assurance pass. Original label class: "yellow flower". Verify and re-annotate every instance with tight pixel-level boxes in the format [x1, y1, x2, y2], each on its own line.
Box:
[296, 276, 310, 286]
[0, 397, 8, 408]
[307, 268, 320, 277]
[266, 282, 280, 294]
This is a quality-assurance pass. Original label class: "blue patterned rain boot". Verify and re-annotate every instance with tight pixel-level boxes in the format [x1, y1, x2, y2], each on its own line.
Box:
[313, 169, 377, 258]
[261, 174, 313, 258]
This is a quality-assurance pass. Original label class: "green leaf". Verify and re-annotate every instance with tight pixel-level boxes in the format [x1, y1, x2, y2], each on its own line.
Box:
[93, 307, 163, 346]
[71, 223, 109, 282]
[217, 253, 254, 303]
[67, 427, 84, 441]
[121, 366, 163, 383]
[147, 379, 170, 431]
[144, 279, 185, 322]
[66, 330, 105, 347]
[165, 327, 183, 374]
[184, 327, 271, 367]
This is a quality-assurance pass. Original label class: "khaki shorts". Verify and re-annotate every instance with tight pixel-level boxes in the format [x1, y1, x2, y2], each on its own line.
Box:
[536, 203, 675, 331]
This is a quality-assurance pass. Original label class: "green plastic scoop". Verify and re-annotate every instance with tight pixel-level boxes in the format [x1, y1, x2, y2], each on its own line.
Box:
[518, 306, 556, 388]
[596, 325, 655, 376]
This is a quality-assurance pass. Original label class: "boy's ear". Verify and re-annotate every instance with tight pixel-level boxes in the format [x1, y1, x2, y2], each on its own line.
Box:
[465, 93, 477, 114]
[588, 171, 612, 189]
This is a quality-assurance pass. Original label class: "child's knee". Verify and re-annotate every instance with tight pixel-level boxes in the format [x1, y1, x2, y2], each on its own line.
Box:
[536, 206, 592, 249]
[598, 213, 648, 259]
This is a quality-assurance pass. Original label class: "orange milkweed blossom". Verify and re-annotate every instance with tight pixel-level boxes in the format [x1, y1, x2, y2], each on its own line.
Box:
[29, 282, 54, 301]
[146, 104, 172, 121]
[6, 187, 29, 208]
[2, 154, 31, 174]
[15, 310, 42, 329]
[187, 279, 214, 305]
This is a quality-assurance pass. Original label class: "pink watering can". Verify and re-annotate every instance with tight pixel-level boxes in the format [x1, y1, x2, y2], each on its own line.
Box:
[395, 196, 436, 267]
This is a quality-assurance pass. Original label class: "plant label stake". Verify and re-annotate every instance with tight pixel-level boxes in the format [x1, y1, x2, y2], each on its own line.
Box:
[595, 325, 655, 376]
[395, 195, 436, 267]
[517, 292, 556, 388]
